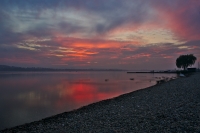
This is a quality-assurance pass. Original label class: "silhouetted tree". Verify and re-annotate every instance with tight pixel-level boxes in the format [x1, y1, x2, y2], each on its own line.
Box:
[176, 54, 197, 70]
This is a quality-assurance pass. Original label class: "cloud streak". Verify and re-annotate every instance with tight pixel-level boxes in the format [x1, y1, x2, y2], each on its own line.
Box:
[0, 0, 200, 69]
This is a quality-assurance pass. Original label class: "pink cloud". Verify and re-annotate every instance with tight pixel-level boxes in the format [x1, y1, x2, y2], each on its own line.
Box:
[152, 0, 200, 41]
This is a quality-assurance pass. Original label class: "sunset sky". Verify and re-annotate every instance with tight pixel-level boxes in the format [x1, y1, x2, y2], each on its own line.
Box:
[0, 0, 200, 70]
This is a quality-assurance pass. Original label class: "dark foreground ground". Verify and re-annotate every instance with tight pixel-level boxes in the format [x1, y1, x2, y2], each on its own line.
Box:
[1, 72, 200, 133]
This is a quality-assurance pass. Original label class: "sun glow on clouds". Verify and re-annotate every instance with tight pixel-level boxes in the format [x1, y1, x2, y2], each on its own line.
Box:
[112, 28, 179, 45]
[0, 0, 200, 69]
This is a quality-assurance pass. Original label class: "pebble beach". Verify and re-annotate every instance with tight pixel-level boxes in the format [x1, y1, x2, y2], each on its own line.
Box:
[1, 72, 200, 133]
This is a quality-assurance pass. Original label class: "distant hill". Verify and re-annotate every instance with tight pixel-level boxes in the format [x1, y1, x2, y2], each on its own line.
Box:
[0, 65, 56, 71]
[0, 65, 126, 72]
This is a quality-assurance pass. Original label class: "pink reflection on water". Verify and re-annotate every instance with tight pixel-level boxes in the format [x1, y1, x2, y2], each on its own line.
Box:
[44, 79, 125, 110]
[0, 72, 177, 130]
[69, 82, 121, 104]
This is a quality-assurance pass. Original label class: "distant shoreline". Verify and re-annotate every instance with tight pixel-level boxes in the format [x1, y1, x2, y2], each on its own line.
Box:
[0, 65, 126, 72]
[127, 71, 177, 73]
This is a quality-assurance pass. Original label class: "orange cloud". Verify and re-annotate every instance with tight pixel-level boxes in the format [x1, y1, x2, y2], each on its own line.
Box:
[54, 36, 138, 48]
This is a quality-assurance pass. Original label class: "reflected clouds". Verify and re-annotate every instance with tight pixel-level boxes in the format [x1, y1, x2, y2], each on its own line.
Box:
[1, 71, 165, 129]
[0, 71, 179, 130]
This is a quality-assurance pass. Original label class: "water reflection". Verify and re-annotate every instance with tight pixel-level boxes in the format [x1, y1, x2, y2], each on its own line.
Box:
[0, 72, 177, 130]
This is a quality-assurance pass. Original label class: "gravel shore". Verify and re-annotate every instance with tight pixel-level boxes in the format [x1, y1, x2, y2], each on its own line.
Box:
[1, 72, 200, 133]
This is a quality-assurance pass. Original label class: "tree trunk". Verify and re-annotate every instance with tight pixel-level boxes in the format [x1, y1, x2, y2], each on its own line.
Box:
[183, 66, 186, 71]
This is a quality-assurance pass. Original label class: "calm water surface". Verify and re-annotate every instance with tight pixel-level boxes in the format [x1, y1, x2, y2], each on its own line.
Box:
[0, 71, 177, 130]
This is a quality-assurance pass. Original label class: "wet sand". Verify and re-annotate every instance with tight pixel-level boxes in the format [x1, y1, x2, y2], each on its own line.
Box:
[1, 72, 200, 133]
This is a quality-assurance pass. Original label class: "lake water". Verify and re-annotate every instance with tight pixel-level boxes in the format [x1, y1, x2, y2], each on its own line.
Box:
[0, 71, 177, 130]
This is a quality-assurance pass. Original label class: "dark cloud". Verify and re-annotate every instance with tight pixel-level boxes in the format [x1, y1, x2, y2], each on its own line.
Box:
[0, 0, 154, 36]
[0, 0, 200, 69]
